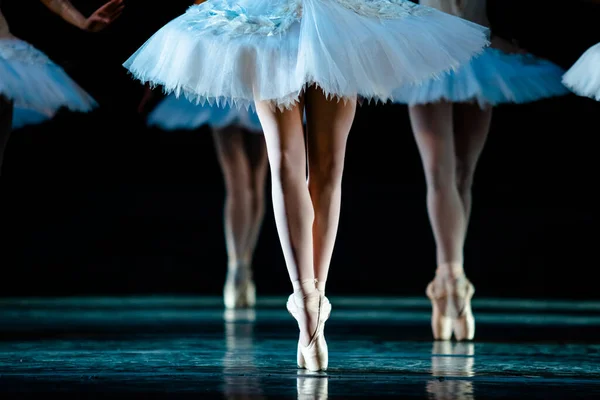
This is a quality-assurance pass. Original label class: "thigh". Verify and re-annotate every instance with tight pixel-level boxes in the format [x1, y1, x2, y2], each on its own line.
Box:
[304, 88, 356, 175]
[408, 102, 456, 176]
[452, 102, 492, 169]
[243, 131, 269, 191]
[213, 125, 251, 185]
[254, 97, 306, 173]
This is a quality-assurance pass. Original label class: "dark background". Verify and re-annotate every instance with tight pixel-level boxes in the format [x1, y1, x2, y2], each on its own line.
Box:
[0, 0, 598, 298]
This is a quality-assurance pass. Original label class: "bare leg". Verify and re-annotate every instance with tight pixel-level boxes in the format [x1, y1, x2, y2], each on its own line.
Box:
[254, 98, 320, 346]
[213, 126, 258, 308]
[257, 89, 354, 369]
[240, 132, 268, 267]
[254, 98, 312, 285]
[305, 88, 356, 295]
[0, 96, 13, 176]
[409, 102, 465, 267]
[453, 103, 492, 224]
[410, 102, 472, 340]
[448, 102, 491, 341]
[213, 126, 255, 269]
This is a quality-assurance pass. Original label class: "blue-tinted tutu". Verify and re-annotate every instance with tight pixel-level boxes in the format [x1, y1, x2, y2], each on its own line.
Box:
[0, 38, 97, 129]
[123, 0, 489, 111]
[148, 94, 263, 132]
[12, 108, 49, 129]
[562, 43, 600, 101]
[393, 48, 569, 107]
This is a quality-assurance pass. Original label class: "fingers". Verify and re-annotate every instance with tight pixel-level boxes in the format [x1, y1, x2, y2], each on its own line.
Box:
[98, 16, 112, 24]
[91, 2, 124, 28]
[99, 0, 124, 13]
[86, 13, 121, 32]
[100, 5, 125, 19]
[96, 0, 125, 18]
[105, 8, 124, 23]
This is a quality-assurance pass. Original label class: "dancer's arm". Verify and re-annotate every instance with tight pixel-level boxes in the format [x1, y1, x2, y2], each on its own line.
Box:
[39, 0, 124, 32]
[194, 0, 208, 4]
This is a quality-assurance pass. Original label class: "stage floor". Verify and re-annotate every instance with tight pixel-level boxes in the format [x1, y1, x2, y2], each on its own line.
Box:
[1, 296, 599, 398]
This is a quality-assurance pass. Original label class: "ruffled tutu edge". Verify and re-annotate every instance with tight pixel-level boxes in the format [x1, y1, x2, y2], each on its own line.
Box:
[0, 38, 97, 127]
[147, 93, 263, 132]
[393, 48, 569, 107]
[562, 43, 600, 101]
[124, 0, 490, 111]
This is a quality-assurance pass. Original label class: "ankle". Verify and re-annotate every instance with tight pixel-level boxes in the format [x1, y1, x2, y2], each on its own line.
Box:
[292, 278, 317, 303]
[316, 280, 326, 295]
[436, 262, 464, 279]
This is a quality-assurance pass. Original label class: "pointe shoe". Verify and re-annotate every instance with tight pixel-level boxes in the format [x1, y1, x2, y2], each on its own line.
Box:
[287, 292, 332, 372]
[426, 275, 475, 341]
[223, 265, 256, 309]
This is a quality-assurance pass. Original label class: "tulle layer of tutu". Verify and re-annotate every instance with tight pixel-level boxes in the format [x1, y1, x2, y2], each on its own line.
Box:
[0, 38, 97, 128]
[148, 94, 263, 132]
[12, 108, 50, 130]
[124, 0, 489, 110]
[562, 43, 600, 101]
[393, 48, 569, 107]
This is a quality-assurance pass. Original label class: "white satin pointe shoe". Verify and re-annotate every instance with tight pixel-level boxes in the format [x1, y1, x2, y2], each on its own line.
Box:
[223, 264, 256, 309]
[426, 275, 475, 341]
[287, 292, 332, 372]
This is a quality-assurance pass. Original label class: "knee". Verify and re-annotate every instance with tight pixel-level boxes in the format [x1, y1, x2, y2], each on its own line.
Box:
[250, 185, 266, 217]
[223, 162, 252, 204]
[270, 147, 306, 186]
[423, 161, 455, 191]
[226, 178, 252, 206]
[455, 161, 475, 196]
[309, 152, 345, 192]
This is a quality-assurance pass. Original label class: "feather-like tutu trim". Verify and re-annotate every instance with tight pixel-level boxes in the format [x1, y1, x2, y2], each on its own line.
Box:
[0, 38, 97, 128]
[124, 0, 489, 110]
[148, 94, 262, 132]
[393, 48, 569, 107]
[562, 43, 600, 101]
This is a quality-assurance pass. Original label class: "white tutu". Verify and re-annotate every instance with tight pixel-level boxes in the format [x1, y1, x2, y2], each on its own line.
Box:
[562, 43, 600, 101]
[0, 38, 97, 129]
[124, 0, 489, 110]
[148, 93, 263, 132]
[393, 47, 569, 107]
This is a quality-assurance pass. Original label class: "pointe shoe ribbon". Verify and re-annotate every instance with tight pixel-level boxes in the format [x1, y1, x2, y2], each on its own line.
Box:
[426, 276, 475, 341]
[287, 292, 332, 371]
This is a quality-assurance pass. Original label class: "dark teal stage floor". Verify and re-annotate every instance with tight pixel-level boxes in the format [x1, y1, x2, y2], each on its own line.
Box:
[1, 296, 599, 398]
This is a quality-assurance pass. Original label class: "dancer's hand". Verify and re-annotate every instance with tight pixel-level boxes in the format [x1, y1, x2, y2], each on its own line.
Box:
[82, 0, 125, 32]
[490, 35, 527, 55]
[40, 0, 124, 32]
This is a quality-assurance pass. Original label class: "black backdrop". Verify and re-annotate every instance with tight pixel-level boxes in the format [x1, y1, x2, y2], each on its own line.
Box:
[0, 0, 598, 298]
